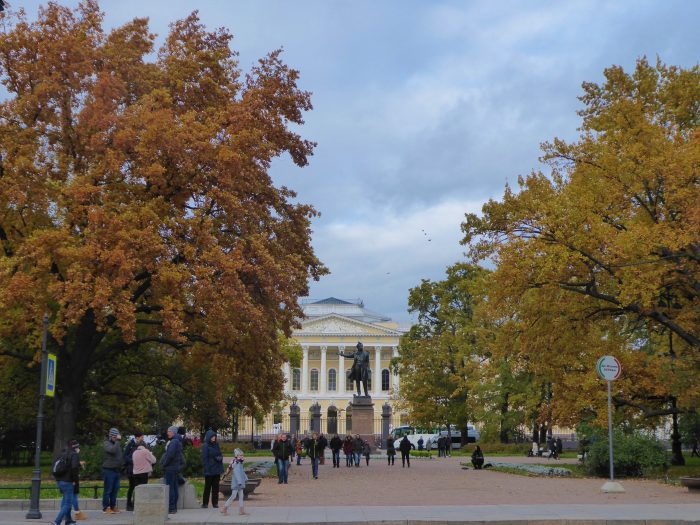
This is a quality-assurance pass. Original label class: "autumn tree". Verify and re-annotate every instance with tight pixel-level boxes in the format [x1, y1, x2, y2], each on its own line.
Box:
[397, 264, 488, 436]
[462, 58, 699, 463]
[0, 1, 326, 453]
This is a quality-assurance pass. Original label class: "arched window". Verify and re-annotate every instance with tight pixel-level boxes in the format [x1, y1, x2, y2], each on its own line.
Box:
[292, 368, 301, 391]
[328, 369, 337, 392]
[310, 369, 319, 391]
[346, 369, 354, 391]
[381, 369, 390, 391]
[345, 405, 352, 432]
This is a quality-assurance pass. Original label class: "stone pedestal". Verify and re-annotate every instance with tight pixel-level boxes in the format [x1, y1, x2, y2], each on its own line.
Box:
[351, 395, 375, 449]
[177, 481, 199, 509]
[134, 483, 167, 525]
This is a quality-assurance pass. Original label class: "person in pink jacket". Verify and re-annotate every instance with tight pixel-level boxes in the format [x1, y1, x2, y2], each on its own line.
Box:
[131, 445, 157, 501]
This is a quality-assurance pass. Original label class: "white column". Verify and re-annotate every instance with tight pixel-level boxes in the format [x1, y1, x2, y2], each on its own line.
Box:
[338, 346, 345, 393]
[374, 346, 382, 395]
[283, 362, 291, 392]
[301, 346, 309, 394]
[320, 346, 327, 395]
[392, 346, 399, 391]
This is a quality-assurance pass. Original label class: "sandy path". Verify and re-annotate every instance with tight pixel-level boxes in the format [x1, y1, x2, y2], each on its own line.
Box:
[246, 455, 699, 506]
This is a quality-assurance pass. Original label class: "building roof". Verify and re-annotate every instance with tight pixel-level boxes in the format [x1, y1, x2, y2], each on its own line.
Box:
[302, 297, 392, 324]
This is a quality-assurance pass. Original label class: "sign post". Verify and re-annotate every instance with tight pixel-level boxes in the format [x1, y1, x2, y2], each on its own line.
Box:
[26, 313, 51, 519]
[596, 355, 624, 493]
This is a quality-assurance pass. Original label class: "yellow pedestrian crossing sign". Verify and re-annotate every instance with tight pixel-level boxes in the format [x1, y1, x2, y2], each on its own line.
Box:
[46, 353, 57, 397]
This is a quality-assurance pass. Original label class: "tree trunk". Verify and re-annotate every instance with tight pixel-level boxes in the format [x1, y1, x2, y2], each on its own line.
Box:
[539, 424, 547, 445]
[52, 309, 101, 454]
[53, 390, 80, 456]
[532, 422, 539, 444]
[670, 397, 685, 466]
[499, 392, 510, 443]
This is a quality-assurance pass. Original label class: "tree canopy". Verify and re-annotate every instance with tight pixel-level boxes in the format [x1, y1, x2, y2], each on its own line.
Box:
[0, 1, 326, 451]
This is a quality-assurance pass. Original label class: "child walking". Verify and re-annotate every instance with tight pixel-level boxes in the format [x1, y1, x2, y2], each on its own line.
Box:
[221, 449, 248, 516]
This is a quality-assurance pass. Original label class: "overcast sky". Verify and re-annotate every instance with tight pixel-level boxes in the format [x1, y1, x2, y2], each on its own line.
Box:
[13, 1, 700, 324]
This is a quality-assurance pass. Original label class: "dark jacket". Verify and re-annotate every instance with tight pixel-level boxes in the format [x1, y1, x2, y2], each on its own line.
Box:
[201, 430, 224, 476]
[102, 439, 123, 470]
[352, 437, 364, 454]
[54, 449, 80, 483]
[386, 437, 396, 455]
[304, 438, 322, 459]
[342, 438, 353, 455]
[272, 439, 293, 461]
[161, 434, 183, 473]
[123, 438, 138, 476]
[399, 436, 412, 453]
[329, 436, 343, 452]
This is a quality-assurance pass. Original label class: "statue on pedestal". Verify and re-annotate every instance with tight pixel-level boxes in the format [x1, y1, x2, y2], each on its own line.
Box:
[338, 342, 371, 397]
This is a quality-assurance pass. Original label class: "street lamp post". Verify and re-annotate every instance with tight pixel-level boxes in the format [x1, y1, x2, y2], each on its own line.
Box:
[26, 313, 49, 519]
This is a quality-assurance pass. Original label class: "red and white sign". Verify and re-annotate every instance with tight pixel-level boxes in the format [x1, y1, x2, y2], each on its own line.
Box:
[596, 356, 621, 381]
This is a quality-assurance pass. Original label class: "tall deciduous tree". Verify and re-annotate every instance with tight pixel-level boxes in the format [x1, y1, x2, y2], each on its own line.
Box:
[0, 2, 326, 452]
[462, 58, 699, 464]
[397, 264, 487, 434]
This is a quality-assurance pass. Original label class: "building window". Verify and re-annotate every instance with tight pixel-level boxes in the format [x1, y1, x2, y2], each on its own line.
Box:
[346, 369, 353, 391]
[328, 369, 337, 391]
[310, 369, 319, 391]
[382, 369, 390, 391]
[292, 368, 301, 391]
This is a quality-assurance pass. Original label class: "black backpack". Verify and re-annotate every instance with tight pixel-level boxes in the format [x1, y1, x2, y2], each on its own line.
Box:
[52, 454, 70, 477]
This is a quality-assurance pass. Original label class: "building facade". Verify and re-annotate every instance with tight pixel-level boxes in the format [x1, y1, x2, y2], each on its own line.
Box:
[234, 297, 406, 439]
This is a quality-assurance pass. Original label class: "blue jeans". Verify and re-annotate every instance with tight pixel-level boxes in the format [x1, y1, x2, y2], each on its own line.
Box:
[310, 457, 319, 478]
[277, 459, 289, 483]
[102, 468, 120, 510]
[353, 452, 361, 466]
[345, 453, 352, 466]
[332, 450, 340, 467]
[72, 491, 80, 511]
[164, 470, 179, 512]
[54, 481, 74, 524]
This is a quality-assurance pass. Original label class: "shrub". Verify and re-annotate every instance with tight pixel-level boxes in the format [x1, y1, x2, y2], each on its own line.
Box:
[583, 430, 668, 477]
[463, 442, 530, 455]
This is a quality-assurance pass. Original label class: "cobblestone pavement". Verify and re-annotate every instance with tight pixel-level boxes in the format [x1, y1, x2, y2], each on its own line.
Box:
[248, 455, 698, 506]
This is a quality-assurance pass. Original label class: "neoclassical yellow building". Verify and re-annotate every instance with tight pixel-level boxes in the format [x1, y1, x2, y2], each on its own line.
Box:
[284, 297, 405, 413]
[236, 297, 406, 439]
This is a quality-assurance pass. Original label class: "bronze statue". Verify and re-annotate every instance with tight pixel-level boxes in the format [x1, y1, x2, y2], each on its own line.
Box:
[339, 342, 371, 397]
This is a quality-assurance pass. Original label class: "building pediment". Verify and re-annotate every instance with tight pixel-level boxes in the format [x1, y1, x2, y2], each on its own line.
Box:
[295, 314, 403, 337]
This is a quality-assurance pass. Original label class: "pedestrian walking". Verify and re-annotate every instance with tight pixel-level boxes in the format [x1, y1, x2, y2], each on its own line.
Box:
[386, 435, 396, 466]
[102, 428, 123, 514]
[330, 434, 343, 468]
[124, 432, 144, 511]
[352, 434, 364, 467]
[342, 435, 353, 467]
[305, 432, 322, 479]
[417, 436, 424, 451]
[50, 439, 81, 525]
[201, 430, 224, 508]
[161, 425, 184, 514]
[71, 455, 87, 520]
[399, 435, 411, 468]
[437, 436, 444, 458]
[555, 437, 563, 459]
[445, 436, 451, 457]
[363, 440, 371, 466]
[272, 432, 292, 484]
[295, 435, 304, 465]
[318, 433, 328, 465]
[131, 442, 156, 504]
[221, 449, 248, 516]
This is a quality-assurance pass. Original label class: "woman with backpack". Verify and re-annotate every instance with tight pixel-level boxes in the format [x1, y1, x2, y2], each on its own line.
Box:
[51, 439, 81, 525]
[200, 430, 224, 508]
